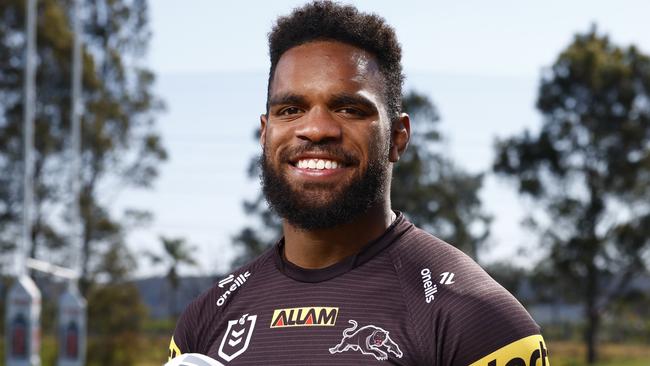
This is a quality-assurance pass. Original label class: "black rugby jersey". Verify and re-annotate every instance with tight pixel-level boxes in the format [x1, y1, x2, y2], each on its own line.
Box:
[169, 213, 549, 365]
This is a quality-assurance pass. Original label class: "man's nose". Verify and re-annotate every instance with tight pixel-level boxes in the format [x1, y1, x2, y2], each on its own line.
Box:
[294, 107, 342, 143]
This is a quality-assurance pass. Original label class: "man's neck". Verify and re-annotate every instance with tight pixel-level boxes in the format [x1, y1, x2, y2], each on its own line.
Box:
[282, 203, 395, 269]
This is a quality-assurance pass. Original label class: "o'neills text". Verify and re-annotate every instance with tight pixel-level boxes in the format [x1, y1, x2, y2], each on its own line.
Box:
[421, 268, 438, 303]
[217, 271, 251, 307]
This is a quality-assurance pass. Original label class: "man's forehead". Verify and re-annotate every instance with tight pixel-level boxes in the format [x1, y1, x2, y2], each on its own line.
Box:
[270, 40, 383, 94]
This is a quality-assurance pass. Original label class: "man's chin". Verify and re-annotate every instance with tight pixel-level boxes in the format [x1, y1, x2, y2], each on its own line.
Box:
[285, 190, 346, 210]
[261, 154, 387, 230]
[281, 203, 362, 231]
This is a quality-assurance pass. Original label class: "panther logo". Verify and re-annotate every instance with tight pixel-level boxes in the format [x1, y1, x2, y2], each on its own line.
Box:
[329, 320, 403, 361]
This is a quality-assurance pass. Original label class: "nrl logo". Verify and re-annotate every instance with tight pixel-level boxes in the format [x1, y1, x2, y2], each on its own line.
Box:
[329, 320, 403, 361]
[218, 313, 257, 362]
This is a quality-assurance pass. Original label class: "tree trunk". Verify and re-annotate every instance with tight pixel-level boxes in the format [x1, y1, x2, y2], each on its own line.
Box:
[585, 264, 600, 364]
[79, 184, 94, 296]
[584, 181, 603, 364]
[80, 209, 93, 296]
[585, 305, 600, 364]
[170, 285, 177, 322]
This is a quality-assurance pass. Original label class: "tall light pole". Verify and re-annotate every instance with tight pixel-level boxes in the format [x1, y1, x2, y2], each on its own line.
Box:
[58, 0, 87, 364]
[6, 0, 42, 365]
[70, 0, 83, 266]
[21, 0, 37, 279]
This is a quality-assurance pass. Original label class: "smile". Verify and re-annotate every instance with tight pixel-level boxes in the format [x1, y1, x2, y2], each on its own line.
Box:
[296, 159, 340, 170]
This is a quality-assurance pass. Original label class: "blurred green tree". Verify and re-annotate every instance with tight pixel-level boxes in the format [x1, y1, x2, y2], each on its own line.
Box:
[87, 282, 148, 366]
[493, 27, 650, 364]
[145, 236, 198, 320]
[0, 0, 166, 293]
[483, 261, 529, 302]
[87, 236, 147, 366]
[392, 91, 491, 259]
[231, 91, 490, 266]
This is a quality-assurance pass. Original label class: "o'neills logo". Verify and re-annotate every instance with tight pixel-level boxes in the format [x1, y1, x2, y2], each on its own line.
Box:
[270, 307, 338, 328]
[420, 268, 438, 303]
[216, 271, 251, 307]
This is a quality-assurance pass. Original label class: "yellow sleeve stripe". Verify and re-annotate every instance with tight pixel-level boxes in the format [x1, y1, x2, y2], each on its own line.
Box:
[168, 336, 182, 361]
[468, 334, 550, 366]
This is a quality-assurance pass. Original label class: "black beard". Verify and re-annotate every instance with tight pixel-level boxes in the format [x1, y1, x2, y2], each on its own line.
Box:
[260, 142, 390, 230]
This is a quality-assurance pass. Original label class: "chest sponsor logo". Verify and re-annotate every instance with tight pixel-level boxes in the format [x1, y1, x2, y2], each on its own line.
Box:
[468, 334, 549, 366]
[216, 271, 251, 307]
[270, 307, 338, 328]
[329, 320, 403, 361]
[218, 313, 257, 362]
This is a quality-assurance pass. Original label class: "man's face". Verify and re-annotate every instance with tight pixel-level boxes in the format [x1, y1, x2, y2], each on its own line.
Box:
[260, 41, 394, 230]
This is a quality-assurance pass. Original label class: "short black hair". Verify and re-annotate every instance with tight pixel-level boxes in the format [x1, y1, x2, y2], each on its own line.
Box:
[267, 1, 404, 123]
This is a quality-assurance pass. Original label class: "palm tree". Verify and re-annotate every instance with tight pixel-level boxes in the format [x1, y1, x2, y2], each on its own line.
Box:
[145, 236, 197, 320]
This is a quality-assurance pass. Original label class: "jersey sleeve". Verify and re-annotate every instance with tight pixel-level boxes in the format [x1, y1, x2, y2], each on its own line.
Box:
[168, 300, 197, 361]
[438, 286, 549, 366]
[165, 255, 266, 362]
[467, 334, 549, 366]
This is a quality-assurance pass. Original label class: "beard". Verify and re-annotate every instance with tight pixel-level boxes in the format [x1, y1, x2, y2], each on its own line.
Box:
[260, 140, 391, 231]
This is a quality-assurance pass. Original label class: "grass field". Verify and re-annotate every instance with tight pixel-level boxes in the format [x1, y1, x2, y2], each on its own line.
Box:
[137, 338, 650, 366]
[1, 336, 648, 365]
[547, 341, 650, 366]
[139, 339, 650, 366]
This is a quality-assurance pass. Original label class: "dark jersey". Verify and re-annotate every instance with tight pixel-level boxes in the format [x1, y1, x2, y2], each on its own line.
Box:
[169, 213, 549, 365]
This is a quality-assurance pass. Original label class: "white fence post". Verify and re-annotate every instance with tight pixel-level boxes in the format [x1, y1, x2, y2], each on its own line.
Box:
[57, 283, 87, 366]
[5, 275, 41, 366]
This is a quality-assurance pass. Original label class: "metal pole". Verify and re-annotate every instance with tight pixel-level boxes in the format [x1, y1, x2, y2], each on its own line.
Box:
[21, 2, 40, 366]
[59, 3, 87, 365]
[25, 258, 78, 281]
[7, 3, 42, 366]
[21, 0, 37, 278]
[70, 0, 83, 277]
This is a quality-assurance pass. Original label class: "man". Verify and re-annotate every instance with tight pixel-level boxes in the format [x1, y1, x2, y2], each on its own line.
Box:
[168, 2, 549, 365]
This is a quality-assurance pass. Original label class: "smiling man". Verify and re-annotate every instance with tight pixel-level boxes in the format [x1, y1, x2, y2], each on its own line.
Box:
[168, 2, 549, 365]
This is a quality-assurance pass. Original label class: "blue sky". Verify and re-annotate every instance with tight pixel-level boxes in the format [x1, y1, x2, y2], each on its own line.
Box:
[119, 1, 650, 277]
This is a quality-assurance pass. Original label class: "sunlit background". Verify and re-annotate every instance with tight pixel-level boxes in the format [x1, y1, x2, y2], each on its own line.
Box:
[128, 0, 650, 274]
[1, 1, 649, 365]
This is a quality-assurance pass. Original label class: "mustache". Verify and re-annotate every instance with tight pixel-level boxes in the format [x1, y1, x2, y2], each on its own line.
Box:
[279, 142, 359, 165]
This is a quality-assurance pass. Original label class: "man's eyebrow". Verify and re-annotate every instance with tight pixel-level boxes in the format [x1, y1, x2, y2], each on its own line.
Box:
[328, 93, 377, 112]
[268, 93, 308, 107]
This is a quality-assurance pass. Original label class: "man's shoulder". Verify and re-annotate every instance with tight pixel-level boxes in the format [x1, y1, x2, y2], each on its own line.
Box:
[170, 246, 276, 356]
[186, 246, 275, 313]
[387, 223, 483, 282]
[386, 223, 544, 365]
[388, 223, 537, 327]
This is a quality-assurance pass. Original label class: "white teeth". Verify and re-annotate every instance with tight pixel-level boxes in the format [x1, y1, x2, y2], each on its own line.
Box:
[296, 159, 341, 170]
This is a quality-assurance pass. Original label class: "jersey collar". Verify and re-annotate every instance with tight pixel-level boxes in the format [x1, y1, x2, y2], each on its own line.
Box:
[273, 212, 412, 283]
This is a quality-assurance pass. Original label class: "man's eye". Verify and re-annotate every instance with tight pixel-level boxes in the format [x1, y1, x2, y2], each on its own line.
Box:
[279, 107, 301, 115]
[337, 107, 365, 116]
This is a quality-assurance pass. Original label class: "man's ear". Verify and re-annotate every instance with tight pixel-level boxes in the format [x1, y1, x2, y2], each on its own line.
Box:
[389, 113, 410, 162]
[260, 114, 268, 147]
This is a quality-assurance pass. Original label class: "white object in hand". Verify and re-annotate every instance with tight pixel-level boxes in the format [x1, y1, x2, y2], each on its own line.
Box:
[164, 353, 224, 366]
